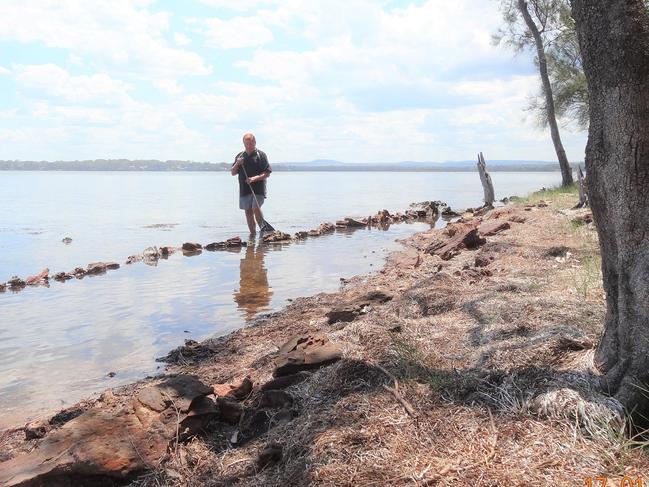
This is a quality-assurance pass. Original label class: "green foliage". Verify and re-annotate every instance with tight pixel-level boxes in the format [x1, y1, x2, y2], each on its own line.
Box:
[495, 0, 589, 129]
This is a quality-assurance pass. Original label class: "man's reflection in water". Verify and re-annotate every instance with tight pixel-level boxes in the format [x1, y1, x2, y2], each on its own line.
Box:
[233, 240, 273, 320]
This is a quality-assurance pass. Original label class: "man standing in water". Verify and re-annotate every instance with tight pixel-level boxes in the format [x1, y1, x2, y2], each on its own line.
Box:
[231, 133, 272, 234]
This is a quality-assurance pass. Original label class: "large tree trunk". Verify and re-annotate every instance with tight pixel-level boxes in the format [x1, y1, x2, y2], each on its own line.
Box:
[571, 0, 649, 417]
[518, 0, 574, 186]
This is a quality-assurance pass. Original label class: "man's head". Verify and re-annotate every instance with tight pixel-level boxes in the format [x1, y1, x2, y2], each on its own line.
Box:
[243, 133, 256, 154]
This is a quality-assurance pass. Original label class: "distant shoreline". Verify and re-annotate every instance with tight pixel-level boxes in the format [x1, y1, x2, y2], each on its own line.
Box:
[0, 159, 579, 172]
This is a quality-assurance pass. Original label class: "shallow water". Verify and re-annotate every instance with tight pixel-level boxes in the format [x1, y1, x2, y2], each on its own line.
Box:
[0, 170, 562, 428]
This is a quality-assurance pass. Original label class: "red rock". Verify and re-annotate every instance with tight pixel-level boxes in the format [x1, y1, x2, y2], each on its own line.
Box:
[343, 217, 366, 227]
[484, 207, 514, 220]
[509, 215, 526, 223]
[212, 377, 253, 400]
[273, 332, 342, 377]
[24, 420, 50, 440]
[478, 220, 511, 237]
[262, 231, 291, 243]
[294, 231, 308, 239]
[72, 267, 87, 278]
[106, 262, 120, 270]
[205, 237, 246, 251]
[428, 222, 485, 260]
[25, 268, 49, 286]
[0, 283, 6, 292]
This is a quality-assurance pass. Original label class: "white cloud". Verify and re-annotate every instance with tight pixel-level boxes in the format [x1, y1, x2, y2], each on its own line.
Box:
[173, 32, 192, 46]
[0, 1, 211, 79]
[154, 79, 185, 96]
[0, 65, 10, 75]
[198, 16, 274, 49]
[13, 64, 133, 105]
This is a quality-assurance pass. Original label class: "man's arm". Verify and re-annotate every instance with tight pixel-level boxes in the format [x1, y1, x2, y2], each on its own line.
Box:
[247, 170, 271, 183]
[231, 155, 243, 176]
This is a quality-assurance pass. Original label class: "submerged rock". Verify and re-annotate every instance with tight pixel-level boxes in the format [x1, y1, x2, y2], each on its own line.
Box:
[53, 271, 74, 282]
[294, 231, 308, 239]
[61, 237, 72, 244]
[205, 236, 246, 251]
[72, 267, 87, 278]
[86, 262, 107, 275]
[25, 268, 49, 286]
[8, 276, 26, 290]
[0, 282, 6, 292]
[263, 231, 291, 243]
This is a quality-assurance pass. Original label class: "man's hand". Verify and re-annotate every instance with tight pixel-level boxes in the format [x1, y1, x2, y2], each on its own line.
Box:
[246, 176, 256, 184]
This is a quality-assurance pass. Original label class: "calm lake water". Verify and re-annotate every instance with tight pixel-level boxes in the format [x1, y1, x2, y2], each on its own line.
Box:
[0, 171, 561, 428]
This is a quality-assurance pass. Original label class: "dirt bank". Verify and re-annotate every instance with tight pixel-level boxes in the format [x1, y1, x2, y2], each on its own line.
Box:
[2, 188, 648, 486]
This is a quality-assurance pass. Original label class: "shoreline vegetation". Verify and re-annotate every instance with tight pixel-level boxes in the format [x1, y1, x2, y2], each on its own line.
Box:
[3, 185, 648, 486]
[0, 159, 582, 172]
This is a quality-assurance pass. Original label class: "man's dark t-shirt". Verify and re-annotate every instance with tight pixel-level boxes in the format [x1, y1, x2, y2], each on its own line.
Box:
[233, 149, 272, 197]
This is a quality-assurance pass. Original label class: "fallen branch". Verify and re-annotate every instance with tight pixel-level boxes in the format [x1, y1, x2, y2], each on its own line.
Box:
[374, 364, 416, 417]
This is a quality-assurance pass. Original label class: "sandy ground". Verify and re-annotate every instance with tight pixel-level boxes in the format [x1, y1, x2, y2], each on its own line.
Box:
[2, 189, 648, 486]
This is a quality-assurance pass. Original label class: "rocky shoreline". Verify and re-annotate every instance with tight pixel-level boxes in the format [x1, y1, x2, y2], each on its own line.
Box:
[0, 201, 458, 295]
[2, 193, 643, 487]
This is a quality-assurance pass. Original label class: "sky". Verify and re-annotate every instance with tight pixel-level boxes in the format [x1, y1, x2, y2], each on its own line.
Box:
[0, 0, 588, 164]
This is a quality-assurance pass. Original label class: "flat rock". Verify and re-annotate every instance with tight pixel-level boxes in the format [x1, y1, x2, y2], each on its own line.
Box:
[0, 283, 6, 292]
[212, 377, 253, 400]
[263, 231, 291, 243]
[137, 375, 213, 413]
[428, 222, 485, 260]
[182, 242, 202, 252]
[53, 271, 73, 281]
[86, 262, 107, 275]
[274, 332, 342, 377]
[205, 236, 246, 251]
[387, 248, 421, 269]
[25, 268, 49, 286]
[478, 220, 511, 237]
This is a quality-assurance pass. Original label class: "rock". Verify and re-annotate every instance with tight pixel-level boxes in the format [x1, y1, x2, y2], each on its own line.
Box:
[274, 332, 342, 377]
[106, 262, 120, 270]
[262, 231, 291, 243]
[537, 201, 548, 208]
[484, 207, 515, 220]
[86, 262, 107, 275]
[24, 420, 50, 440]
[0, 283, 5, 292]
[217, 397, 243, 424]
[478, 220, 511, 237]
[387, 248, 421, 269]
[294, 231, 308, 239]
[205, 236, 246, 251]
[571, 213, 593, 226]
[428, 222, 485, 260]
[256, 442, 283, 469]
[326, 306, 360, 324]
[319, 222, 336, 233]
[259, 390, 293, 410]
[212, 377, 253, 400]
[126, 255, 142, 265]
[53, 271, 73, 282]
[441, 207, 461, 217]
[159, 246, 175, 257]
[509, 215, 526, 223]
[62, 237, 73, 244]
[8, 276, 26, 290]
[182, 242, 202, 252]
[137, 375, 213, 413]
[25, 268, 49, 286]
[307, 229, 321, 237]
[260, 372, 311, 391]
[343, 217, 366, 227]
[72, 267, 87, 278]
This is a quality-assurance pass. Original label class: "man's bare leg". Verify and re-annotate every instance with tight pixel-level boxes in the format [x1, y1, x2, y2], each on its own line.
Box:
[245, 209, 256, 234]
[252, 207, 265, 229]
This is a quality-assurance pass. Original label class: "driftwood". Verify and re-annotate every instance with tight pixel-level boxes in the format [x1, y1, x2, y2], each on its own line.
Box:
[477, 152, 495, 208]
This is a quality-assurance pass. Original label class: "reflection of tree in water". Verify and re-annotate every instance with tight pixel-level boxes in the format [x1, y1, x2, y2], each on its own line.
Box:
[233, 241, 273, 320]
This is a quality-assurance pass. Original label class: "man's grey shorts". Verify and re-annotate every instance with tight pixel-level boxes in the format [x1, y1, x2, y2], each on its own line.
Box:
[239, 193, 265, 210]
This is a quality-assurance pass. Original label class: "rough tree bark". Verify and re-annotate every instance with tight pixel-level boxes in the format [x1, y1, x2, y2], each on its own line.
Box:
[571, 0, 649, 415]
[518, 0, 574, 186]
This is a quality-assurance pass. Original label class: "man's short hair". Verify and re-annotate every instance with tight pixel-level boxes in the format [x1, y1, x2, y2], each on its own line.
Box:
[243, 133, 255, 142]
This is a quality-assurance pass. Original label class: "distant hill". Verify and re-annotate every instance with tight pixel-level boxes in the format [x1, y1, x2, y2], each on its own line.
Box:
[0, 159, 581, 172]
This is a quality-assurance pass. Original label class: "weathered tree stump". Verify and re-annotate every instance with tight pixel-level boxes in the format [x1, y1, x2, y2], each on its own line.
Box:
[477, 152, 495, 208]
